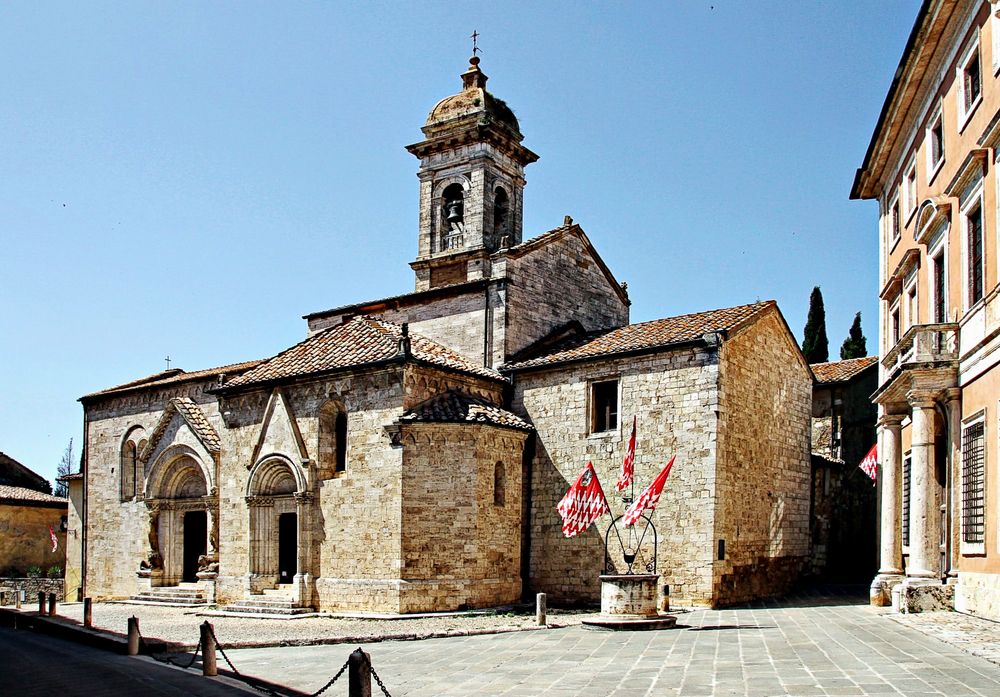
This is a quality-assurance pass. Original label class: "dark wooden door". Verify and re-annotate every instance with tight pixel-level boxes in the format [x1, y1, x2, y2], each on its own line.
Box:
[278, 512, 297, 584]
[183, 511, 206, 583]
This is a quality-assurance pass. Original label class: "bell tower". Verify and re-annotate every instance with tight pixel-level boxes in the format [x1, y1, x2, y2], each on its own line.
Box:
[407, 56, 538, 291]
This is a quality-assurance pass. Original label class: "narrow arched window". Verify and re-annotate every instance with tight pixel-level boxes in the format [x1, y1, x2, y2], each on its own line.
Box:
[319, 400, 348, 477]
[120, 440, 137, 501]
[335, 411, 348, 473]
[494, 461, 505, 507]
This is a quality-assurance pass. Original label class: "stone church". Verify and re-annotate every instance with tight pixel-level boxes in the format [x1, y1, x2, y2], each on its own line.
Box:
[75, 56, 813, 613]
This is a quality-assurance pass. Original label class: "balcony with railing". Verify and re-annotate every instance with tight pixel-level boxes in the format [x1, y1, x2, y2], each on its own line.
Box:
[876, 323, 959, 403]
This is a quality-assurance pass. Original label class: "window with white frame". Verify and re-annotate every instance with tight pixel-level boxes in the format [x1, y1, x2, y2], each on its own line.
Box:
[926, 108, 945, 181]
[965, 197, 985, 307]
[958, 40, 982, 128]
[904, 274, 918, 329]
[993, 1, 1000, 74]
[931, 248, 947, 323]
[904, 161, 918, 218]
[888, 193, 901, 246]
[890, 298, 901, 347]
[961, 416, 985, 553]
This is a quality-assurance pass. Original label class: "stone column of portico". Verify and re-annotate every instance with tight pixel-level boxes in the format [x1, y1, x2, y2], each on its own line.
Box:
[907, 390, 940, 580]
[944, 388, 962, 581]
[293, 492, 314, 608]
[871, 413, 905, 606]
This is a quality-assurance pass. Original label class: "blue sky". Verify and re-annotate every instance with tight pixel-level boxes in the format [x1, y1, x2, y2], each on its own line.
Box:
[1, 1, 921, 485]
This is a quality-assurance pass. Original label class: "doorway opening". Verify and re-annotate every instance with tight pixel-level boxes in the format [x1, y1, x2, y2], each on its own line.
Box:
[182, 510, 207, 583]
[278, 512, 297, 584]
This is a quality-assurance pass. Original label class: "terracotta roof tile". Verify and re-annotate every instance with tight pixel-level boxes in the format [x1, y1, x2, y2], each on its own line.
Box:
[171, 398, 222, 452]
[400, 390, 532, 430]
[223, 316, 503, 391]
[810, 356, 879, 384]
[0, 485, 67, 505]
[303, 280, 487, 321]
[503, 301, 773, 371]
[83, 359, 264, 400]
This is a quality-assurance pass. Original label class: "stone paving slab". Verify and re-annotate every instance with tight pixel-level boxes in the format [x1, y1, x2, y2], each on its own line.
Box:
[216, 597, 1000, 696]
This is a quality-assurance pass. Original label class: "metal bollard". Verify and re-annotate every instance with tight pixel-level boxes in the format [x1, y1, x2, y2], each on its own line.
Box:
[536, 592, 547, 625]
[348, 647, 372, 697]
[201, 621, 217, 676]
[127, 616, 140, 656]
[84, 598, 93, 628]
[37, 592, 45, 613]
[15, 590, 21, 609]
[47, 593, 57, 616]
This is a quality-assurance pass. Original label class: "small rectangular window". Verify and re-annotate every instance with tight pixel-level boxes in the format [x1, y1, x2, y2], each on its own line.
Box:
[906, 282, 918, 329]
[591, 380, 618, 433]
[961, 420, 985, 546]
[891, 303, 901, 346]
[929, 116, 944, 173]
[889, 195, 901, 243]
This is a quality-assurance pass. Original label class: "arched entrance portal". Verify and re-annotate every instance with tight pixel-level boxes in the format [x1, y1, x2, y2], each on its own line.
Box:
[246, 456, 310, 601]
[145, 451, 216, 587]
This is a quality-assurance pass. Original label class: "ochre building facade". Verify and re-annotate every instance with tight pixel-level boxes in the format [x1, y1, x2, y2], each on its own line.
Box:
[853, 0, 1000, 619]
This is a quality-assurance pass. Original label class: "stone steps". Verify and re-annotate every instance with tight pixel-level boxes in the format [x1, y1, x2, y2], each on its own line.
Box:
[221, 589, 314, 616]
[125, 586, 207, 607]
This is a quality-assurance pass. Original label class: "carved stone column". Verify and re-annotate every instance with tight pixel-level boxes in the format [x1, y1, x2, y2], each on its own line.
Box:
[293, 492, 314, 608]
[245, 496, 274, 594]
[871, 413, 904, 606]
[944, 388, 962, 580]
[907, 390, 940, 579]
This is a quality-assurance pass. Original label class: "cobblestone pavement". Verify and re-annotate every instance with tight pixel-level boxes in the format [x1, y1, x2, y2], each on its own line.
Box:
[888, 610, 1000, 667]
[215, 591, 1000, 697]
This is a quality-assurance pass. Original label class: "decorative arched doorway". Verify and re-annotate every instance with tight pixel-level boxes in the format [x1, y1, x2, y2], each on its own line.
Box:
[143, 448, 217, 587]
[246, 455, 312, 602]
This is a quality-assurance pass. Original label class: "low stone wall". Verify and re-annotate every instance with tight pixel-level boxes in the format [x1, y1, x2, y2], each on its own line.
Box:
[0, 578, 66, 604]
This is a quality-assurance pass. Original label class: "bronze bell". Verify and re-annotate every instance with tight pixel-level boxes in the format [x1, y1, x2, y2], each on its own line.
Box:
[445, 200, 463, 223]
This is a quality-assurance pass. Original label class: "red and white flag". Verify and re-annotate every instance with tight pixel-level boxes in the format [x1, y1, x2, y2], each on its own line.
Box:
[615, 416, 637, 492]
[557, 462, 610, 538]
[859, 443, 878, 483]
[48, 525, 58, 553]
[623, 455, 676, 527]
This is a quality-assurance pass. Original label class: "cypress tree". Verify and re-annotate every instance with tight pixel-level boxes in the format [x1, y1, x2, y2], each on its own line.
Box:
[840, 312, 868, 359]
[802, 286, 829, 363]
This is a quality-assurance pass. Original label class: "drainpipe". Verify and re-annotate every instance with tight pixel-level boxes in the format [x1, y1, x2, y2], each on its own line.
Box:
[81, 405, 89, 600]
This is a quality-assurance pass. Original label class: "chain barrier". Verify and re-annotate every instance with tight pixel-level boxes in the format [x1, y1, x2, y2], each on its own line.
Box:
[370, 665, 393, 697]
[135, 623, 202, 669]
[137, 620, 392, 697]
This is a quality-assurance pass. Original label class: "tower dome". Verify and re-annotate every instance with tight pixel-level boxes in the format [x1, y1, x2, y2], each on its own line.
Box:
[424, 56, 521, 136]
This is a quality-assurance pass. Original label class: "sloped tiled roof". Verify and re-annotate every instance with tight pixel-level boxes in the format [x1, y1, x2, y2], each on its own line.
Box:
[0, 485, 67, 505]
[811, 356, 879, 384]
[303, 280, 487, 321]
[82, 359, 264, 401]
[503, 301, 774, 371]
[400, 391, 532, 431]
[57, 472, 84, 482]
[223, 316, 503, 391]
[0, 451, 51, 492]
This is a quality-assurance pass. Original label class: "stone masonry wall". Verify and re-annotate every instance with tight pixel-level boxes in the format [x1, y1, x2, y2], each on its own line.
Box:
[83, 381, 218, 600]
[506, 231, 629, 360]
[714, 309, 812, 605]
[399, 423, 526, 612]
[514, 346, 721, 607]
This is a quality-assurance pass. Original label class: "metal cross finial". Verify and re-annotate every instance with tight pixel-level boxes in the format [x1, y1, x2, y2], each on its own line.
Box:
[471, 30, 481, 56]
[165, 355, 171, 370]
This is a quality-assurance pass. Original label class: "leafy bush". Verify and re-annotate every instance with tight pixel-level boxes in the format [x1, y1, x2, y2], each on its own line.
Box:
[26, 566, 42, 578]
[47, 565, 62, 579]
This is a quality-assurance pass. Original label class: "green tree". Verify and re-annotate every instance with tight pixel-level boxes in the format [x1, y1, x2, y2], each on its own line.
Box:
[840, 312, 868, 359]
[54, 438, 73, 498]
[802, 286, 829, 363]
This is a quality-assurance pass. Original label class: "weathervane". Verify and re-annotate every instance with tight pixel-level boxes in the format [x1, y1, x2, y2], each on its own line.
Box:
[470, 30, 481, 56]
